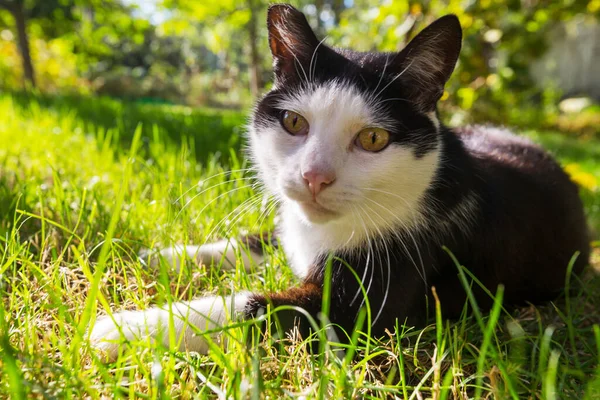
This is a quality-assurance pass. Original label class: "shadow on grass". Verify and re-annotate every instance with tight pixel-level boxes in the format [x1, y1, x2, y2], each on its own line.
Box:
[0, 173, 40, 245]
[7, 91, 247, 163]
[0, 175, 19, 237]
[6, 92, 599, 236]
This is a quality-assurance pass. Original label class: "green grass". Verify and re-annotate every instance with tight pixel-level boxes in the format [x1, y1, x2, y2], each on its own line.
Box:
[0, 93, 599, 399]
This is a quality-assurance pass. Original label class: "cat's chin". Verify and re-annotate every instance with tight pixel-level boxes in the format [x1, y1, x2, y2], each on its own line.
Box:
[296, 201, 341, 224]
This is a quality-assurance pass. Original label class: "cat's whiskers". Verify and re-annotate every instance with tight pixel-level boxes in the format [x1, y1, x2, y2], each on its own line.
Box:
[349, 205, 373, 308]
[371, 53, 390, 97]
[187, 184, 255, 225]
[365, 185, 471, 254]
[362, 186, 420, 203]
[340, 225, 357, 249]
[362, 190, 427, 280]
[214, 200, 270, 252]
[366, 195, 424, 257]
[274, 32, 310, 84]
[309, 36, 329, 83]
[376, 97, 412, 104]
[348, 204, 365, 259]
[174, 168, 254, 203]
[362, 195, 428, 286]
[406, 228, 427, 289]
[358, 201, 387, 291]
[368, 58, 412, 114]
[355, 205, 377, 313]
[362, 187, 424, 228]
[177, 177, 256, 220]
[205, 194, 265, 241]
[359, 202, 393, 326]
[373, 59, 414, 99]
[251, 196, 279, 233]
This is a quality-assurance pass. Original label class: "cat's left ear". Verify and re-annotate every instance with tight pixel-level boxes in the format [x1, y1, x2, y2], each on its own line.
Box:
[393, 15, 462, 111]
[267, 4, 320, 81]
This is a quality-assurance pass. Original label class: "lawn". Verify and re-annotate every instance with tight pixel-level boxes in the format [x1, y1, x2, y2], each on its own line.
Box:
[0, 93, 599, 399]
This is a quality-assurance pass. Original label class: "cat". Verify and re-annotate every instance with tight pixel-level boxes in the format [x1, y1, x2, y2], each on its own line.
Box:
[89, 4, 590, 361]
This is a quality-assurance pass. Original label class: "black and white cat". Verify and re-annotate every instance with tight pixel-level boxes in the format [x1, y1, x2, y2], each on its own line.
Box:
[89, 4, 590, 361]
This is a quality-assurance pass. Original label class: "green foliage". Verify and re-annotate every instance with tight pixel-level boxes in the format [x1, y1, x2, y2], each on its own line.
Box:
[0, 0, 143, 93]
[0, 93, 599, 398]
[1, 0, 598, 119]
[0, 33, 87, 92]
[329, 0, 598, 128]
[0, 1, 598, 397]
[8, 91, 247, 162]
[161, 0, 253, 54]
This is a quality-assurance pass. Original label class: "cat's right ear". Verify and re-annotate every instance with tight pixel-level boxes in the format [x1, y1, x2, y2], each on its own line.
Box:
[267, 4, 319, 82]
[392, 15, 462, 112]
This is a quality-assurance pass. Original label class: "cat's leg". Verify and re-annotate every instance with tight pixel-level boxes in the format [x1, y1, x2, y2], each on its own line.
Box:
[245, 282, 323, 331]
[89, 291, 251, 362]
[245, 282, 346, 348]
[144, 234, 273, 271]
[88, 282, 325, 362]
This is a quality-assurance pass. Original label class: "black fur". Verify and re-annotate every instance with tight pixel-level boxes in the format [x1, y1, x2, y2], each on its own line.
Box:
[246, 5, 590, 339]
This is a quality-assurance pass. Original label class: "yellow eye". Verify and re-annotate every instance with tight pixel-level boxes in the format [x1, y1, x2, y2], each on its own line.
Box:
[281, 110, 309, 135]
[356, 127, 390, 152]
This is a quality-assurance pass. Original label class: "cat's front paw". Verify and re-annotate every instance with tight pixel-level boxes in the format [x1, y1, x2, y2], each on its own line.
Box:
[140, 240, 264, 272]
[88, 294, 251, 362]
[88, 310, 159, 362]
[139, 245, 203, 271]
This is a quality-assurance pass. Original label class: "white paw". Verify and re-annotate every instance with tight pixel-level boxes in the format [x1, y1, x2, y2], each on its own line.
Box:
[88, 293, 250, 362]
[88, 310, 157, 362]
[142, 240, 264, 272]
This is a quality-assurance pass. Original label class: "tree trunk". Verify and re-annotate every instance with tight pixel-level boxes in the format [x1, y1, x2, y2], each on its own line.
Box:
[10, 2, 36, 88]
[332, 0, 344, 25]
[314, 0, 323, 32]
[247, 0, 261, 98]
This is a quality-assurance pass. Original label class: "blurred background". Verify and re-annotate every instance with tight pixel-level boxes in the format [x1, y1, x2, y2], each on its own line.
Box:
[1, 3, 600, 397]
[0, 0, 598, 133]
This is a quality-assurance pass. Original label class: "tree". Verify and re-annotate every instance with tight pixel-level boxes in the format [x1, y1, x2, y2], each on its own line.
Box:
[0, 0, 130, 90]
[246, 0, 261, 96]
[160, 0, 275, 98]
[0, 0, 35, 87]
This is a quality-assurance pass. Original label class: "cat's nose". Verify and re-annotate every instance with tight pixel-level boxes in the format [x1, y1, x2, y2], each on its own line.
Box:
[302, 169, 336, 198]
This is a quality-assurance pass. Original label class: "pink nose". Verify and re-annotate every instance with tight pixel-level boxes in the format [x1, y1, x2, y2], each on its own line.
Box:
[302, 169, 336, 198]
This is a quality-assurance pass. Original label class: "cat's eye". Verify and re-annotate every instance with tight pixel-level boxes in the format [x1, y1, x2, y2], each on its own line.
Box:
[356, 127, 390, 152]
[281, 110, 309, 135]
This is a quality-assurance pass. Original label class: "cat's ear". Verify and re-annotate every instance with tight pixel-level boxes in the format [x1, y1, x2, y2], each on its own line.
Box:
[267, 4, 319, 81]
[393, 15, 462, 111]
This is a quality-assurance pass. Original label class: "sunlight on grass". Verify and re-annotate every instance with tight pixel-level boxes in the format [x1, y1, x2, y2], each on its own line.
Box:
[0, 94, 599, 398]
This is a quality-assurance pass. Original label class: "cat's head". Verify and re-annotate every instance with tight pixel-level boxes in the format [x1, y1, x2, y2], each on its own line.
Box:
[250, 4, 461, 234]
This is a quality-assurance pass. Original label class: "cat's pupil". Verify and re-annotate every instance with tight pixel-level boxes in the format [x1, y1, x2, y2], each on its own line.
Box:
[371, 132, 377, 144]
[292, 116, 298, 126]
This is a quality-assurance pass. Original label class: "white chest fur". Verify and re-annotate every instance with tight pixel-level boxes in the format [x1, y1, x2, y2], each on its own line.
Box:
[278, 205, 357, 279]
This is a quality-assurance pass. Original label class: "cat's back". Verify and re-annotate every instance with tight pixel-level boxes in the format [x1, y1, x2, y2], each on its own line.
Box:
[453, 125, 586, 233]
[453, 124, 582, 201]
[454, 125, 557, 172]
[441, 125, 590, 305]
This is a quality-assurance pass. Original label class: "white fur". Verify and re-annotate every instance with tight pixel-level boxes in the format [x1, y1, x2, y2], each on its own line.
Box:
[147, 239, 264, 272]
[428, 191, 479, 245]
[90, 81, 444, 360]
[250, 81, 440, 276]
[461, 125, 534, 153]
[89, 292, 250, 361]
[444, 192, 479, 233]
[427, 111, 440, 131]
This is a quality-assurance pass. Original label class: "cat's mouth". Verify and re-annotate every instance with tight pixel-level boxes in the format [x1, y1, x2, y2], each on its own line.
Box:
[297, 200, 340, 222]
